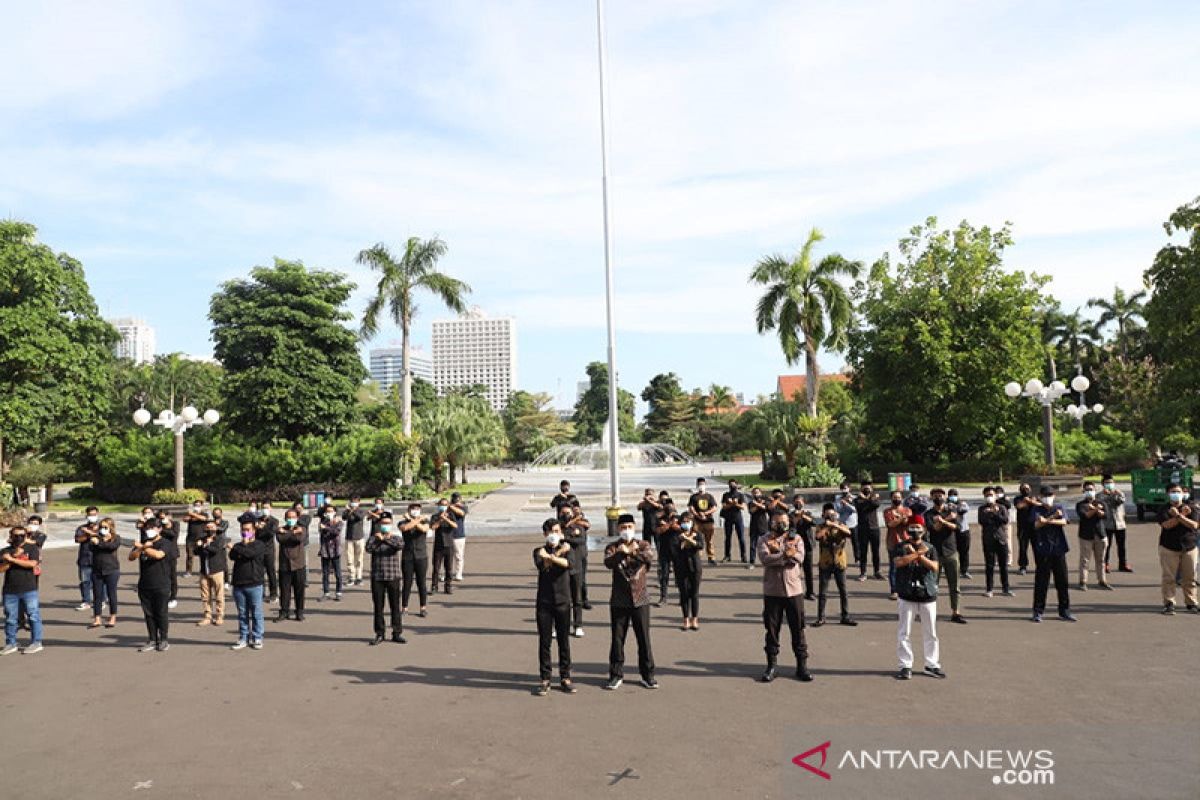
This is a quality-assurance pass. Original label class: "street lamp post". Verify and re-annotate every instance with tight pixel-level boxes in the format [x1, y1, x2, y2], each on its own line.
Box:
[133, 406, 220, 493]
[1004, 374, 1102, 468]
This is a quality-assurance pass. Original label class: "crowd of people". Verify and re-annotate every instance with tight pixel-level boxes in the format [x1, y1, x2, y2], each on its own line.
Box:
[2, 475, 1196, 695]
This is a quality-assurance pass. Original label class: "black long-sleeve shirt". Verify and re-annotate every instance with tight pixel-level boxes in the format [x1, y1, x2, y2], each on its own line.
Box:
[90, 535, 122, 575]
[229, 540, 267, 586]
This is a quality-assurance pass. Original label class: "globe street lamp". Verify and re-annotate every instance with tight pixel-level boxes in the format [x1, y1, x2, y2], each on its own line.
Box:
[1062, 374, 1104, 425]
[1004, 378, 1070, 468]
[133, 405, 220, 493]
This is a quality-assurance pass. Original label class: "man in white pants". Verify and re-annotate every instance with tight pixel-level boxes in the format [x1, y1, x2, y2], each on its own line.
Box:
[893, 515, 945, 680]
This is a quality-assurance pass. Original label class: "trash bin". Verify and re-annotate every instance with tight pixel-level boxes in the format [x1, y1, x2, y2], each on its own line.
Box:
[888, 473, 912, 493]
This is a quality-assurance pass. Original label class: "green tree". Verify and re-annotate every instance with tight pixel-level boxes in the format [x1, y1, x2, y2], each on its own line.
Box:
[641, 373, 694, 441]
[503, 390, 574, 462]
[0, 220, 118, 477]
[108, 354, 224, 431]
[416, 394, 507, 490]
[751, 227, 862, 415]
[1144, 196, 1200, 454]
[210, 259, 366, 441]
[1046, 307, 1100, 375]
[357, 237, 470, 483]
[1087, 285, 1146, 361]
[847, 218, 1047, 463]
[572, 361, 637, 443]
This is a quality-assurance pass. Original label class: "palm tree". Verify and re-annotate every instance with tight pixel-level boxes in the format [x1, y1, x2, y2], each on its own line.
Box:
[358, 237, 471, 483]
[1047, 308, 1100, 373]
[1087, 285, 1146, 360]
[751, 228, 861, 416]
[705, 383, 736, 413]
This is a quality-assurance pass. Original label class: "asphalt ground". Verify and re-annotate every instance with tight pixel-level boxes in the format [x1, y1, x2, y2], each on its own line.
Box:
[3, 522, 1197, 799]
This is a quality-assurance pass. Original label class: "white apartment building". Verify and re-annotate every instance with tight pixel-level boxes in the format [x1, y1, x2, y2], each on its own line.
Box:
[431, 308, 517, 411]
[108, 317, 156, 364]
[369, 345, 434, 392]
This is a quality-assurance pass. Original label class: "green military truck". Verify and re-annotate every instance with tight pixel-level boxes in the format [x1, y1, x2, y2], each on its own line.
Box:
[1132, 465, 1195, 521]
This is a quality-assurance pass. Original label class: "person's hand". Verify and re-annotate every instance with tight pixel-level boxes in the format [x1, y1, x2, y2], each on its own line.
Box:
[1168, 506, 1180, 517]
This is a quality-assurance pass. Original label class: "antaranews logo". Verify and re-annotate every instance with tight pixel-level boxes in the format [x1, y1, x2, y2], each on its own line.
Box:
[792, 742, 1055, 786]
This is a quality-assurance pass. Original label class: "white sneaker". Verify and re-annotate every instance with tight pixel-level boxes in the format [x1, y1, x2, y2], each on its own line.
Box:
[572, 628, 585, 638]
[231, 640, 248, 651]
[250, 640, 263, 650]
[20, 642, 42, 655]
[75, 602, 89, 611]
[0, 644, 19, 656]
[167, 600, 178, 609]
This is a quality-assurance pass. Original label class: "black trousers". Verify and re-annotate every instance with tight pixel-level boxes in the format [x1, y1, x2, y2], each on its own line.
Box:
[185, 539, 199, 574]
[801, 540, 815, 596]
[262, 543, 278, 597]
[1033, 552, 1071, 614]
[817, 566, 849, 619]
[983, 537, 1010, 591]
[657, 548, 673, 601]
[956, 531, 972, 574]
[763, 594, 808, 664]
[536, 602, 572, 680]
[91, 571, 120, 617]
[1017, 525, 1033, 569]
[609, 605, 654, 681]
[569, 572, 585, 627]
[857, 527, 881, 574]
[1105, 529, 1128, 567]
[748, 530, 766, 564]
[371, 578, 402, 636]
[279, 569, 305, 613]
[431, 542, 453, 590]
[723, 515, 746, 561]
[578, 551, 590, 604]
[401, 557, 428, 608]
[675, 565, 701, 618]
[168, 556, 179, 602]
[138, 586, 170, 644]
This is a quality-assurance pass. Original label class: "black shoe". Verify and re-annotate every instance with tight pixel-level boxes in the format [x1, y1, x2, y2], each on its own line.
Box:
[418, 609, 427, 618]
[274, 612, 288, 623]
[155, 641, 170, 652]
[896, 667, 912, 680]
[533, 681, 550, 697]
[370, 634, 384, 646]
[604, 677, 623, 691]
[872, 572, 885, 580]
[560, 679, 577, 694]
[812, 617, 826, 627]
[707, 559, 716, 566]
[795, 665, 813, 682]
[759, 665, 777, 683]
[1018, 567, 1027, 576]
[721, 556, 731, 563]
[839, 616, 858, 627]
[392, 633, 407, 644]
[582, 602, 593, 611]
[640, 676, 659, 690]
[950, 614, 968, 624]
[923, 665, 946, 679]
[804, 593, 816, 601]
[295, 612, 305, 622]
[1058, 611, 1077, 622]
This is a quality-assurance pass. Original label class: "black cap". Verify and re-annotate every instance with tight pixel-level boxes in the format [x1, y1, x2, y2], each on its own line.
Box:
[1040, 484, 1056, 496]
[617, 513, 636, 526]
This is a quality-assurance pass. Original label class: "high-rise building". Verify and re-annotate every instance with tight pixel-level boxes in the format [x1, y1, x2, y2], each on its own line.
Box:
[431, 308, 517, 411]
[369, 345, 433, 392]
[108, 317, 156, 364]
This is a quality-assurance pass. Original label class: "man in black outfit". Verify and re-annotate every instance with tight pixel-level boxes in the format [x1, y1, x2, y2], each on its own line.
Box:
[746, 488, 769, 567]
[720, 480, 747, 563]
[1031, 485, 1075, 623]
[399, 503, 430, 616]
[255, 503, 279, 604]
[365, 512, 405, 644]
[549, 480, 577, 512]
[603, 514, 657, 690]
[533, 518, 575, 696]
[275, 509, 308, 622]
[561, 505, 588, 636]
[853, 482, 883, 581]
[430, 499, 457, 595]
[1014, 483, 1041, 575]
[130, 518, 176, 653]
[790, 495, 816, 601]
[637, 489, 662, 543]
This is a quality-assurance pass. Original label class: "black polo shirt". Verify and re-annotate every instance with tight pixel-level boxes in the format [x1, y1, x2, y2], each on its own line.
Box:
[534, 547, 572, 605]
[1158, 505, 1198, 552]
[1, 543, 40, 595]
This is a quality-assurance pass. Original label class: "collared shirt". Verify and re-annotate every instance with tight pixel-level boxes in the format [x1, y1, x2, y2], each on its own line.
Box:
[1034, 503, 1070, 556]
[835, 498, 858, 530]
[1099, 489, 1126, 531]
[1158, 504, 1198, 551]
[852, 493, 880, 530]
[1076, 499, 1106, 540]
[604, 540, 654, 607]
[366, 532, 404, 580]
[816, 524, 851, 570]
[758, 534, 805, 597]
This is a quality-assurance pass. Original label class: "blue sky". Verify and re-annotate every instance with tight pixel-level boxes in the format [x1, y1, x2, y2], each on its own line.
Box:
[3, 1, 1198, 412]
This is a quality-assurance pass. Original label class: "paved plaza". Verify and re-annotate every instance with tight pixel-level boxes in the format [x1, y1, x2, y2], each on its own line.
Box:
[6, 472, 1198, 799]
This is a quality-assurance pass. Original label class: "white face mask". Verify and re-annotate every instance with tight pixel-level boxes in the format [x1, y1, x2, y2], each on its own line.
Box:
[984, 495, 995, 504]
[86, 515, 98, 524]
[27, 524, 40, 532]
[1044, 496, 1055, 505]
[680, 522, 692, 531]
[350, 502, 359, 509]
[1084, 490, 1095, 499]
[546, 533, 563, 547]
[408, 510, 419, 518]
[1103, 483, 1115, 491]
[696, 485, 706, 493]
[99, 527, 110, 535]
[619, 529, 636, 542]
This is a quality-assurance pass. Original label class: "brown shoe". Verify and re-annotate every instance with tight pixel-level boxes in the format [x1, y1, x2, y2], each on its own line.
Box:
[196, 619, 211, 627]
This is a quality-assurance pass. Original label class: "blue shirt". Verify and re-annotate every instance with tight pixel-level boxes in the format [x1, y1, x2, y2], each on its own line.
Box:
[835, 498, 858, 529]
[1033, 503, 1070, 556]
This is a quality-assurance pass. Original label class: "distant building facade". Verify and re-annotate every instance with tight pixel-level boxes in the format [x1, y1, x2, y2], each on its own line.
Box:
[432, 308, 517, 411]
[108, 317, 156, 364]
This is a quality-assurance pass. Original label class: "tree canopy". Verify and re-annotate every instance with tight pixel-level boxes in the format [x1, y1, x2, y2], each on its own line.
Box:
[572, 361, 637, 444]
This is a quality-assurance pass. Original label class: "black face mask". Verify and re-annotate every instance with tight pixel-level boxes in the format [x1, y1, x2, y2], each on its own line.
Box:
[9, 536, 25, 548]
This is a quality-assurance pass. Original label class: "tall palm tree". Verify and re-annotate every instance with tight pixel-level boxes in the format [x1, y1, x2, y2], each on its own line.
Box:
[1047, 308, 1100, 373]
[1087, 285, 1146, 360]
[706, 383, 736, 413]
[751, 228, 861, 416]
[358, 237, 471, 483]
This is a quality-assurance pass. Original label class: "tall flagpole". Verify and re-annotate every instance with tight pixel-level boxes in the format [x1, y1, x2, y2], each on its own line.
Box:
[595, 0, 621, 513]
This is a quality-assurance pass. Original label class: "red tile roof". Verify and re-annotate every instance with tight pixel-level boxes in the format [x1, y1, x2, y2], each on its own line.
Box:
[777, 373, 850, 402]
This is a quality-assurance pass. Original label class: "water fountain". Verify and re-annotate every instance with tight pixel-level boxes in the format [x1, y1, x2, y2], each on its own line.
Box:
[530, 424, 693, 470]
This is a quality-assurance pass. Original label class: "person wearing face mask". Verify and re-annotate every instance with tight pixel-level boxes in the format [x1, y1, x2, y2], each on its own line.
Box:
[893, 517, 944, 680]
[903, 484, 929, 516]
[789, 496, 817, 602]
[154, 510, 182, 609]
[883, 491, 912, 601]
[568, 501, 594, 611]
[946, 490, 971, 580]
[87, 517, 122, 630]
[1157, 482, 1198, 614]
[73, 506, 101, 612]
[1031, 485, 1075, 623]
[317, 503, 344, 602]
[366, 513, 405, 645]
[229, 522, 267, 650]
[746, 488, 770, 569]
[533, 519, 575, 695]
[978, 487, 1013, 597]
[430, 499, 457, 595]
[560, 505, 588, 634]
[603, 515, 657, 690]
[814, 503, 856, 627]
[183, 499, 211, 578]
[1076, 482, 1112, 591]
[255, 503, 279, 604]
[675, 510, 704, 630]
[637, 488, 662, 544]
[1014, 483, 1041, 575]
[992, 486, 1014, 567]
[275, 509, 308, 622]
[194, 521, 227, 626]
[653, 502, 680, 607]
[688, 478, 719, 566]
[550, 480, 577, 512]
[925, 489, 967, 624]
[1098, 474, 1131, 573]
[720, 480, 748, 564]
[1, 526, 44, 655]
[23, 516, 46, 550]
[129, 518, 176, 652]
[399, 502, 430, 617]
[759, 510, 812, 683]
[341, 496, 368, 587]
[449, 492, 468, 582]
[853, 483, 883, 582]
